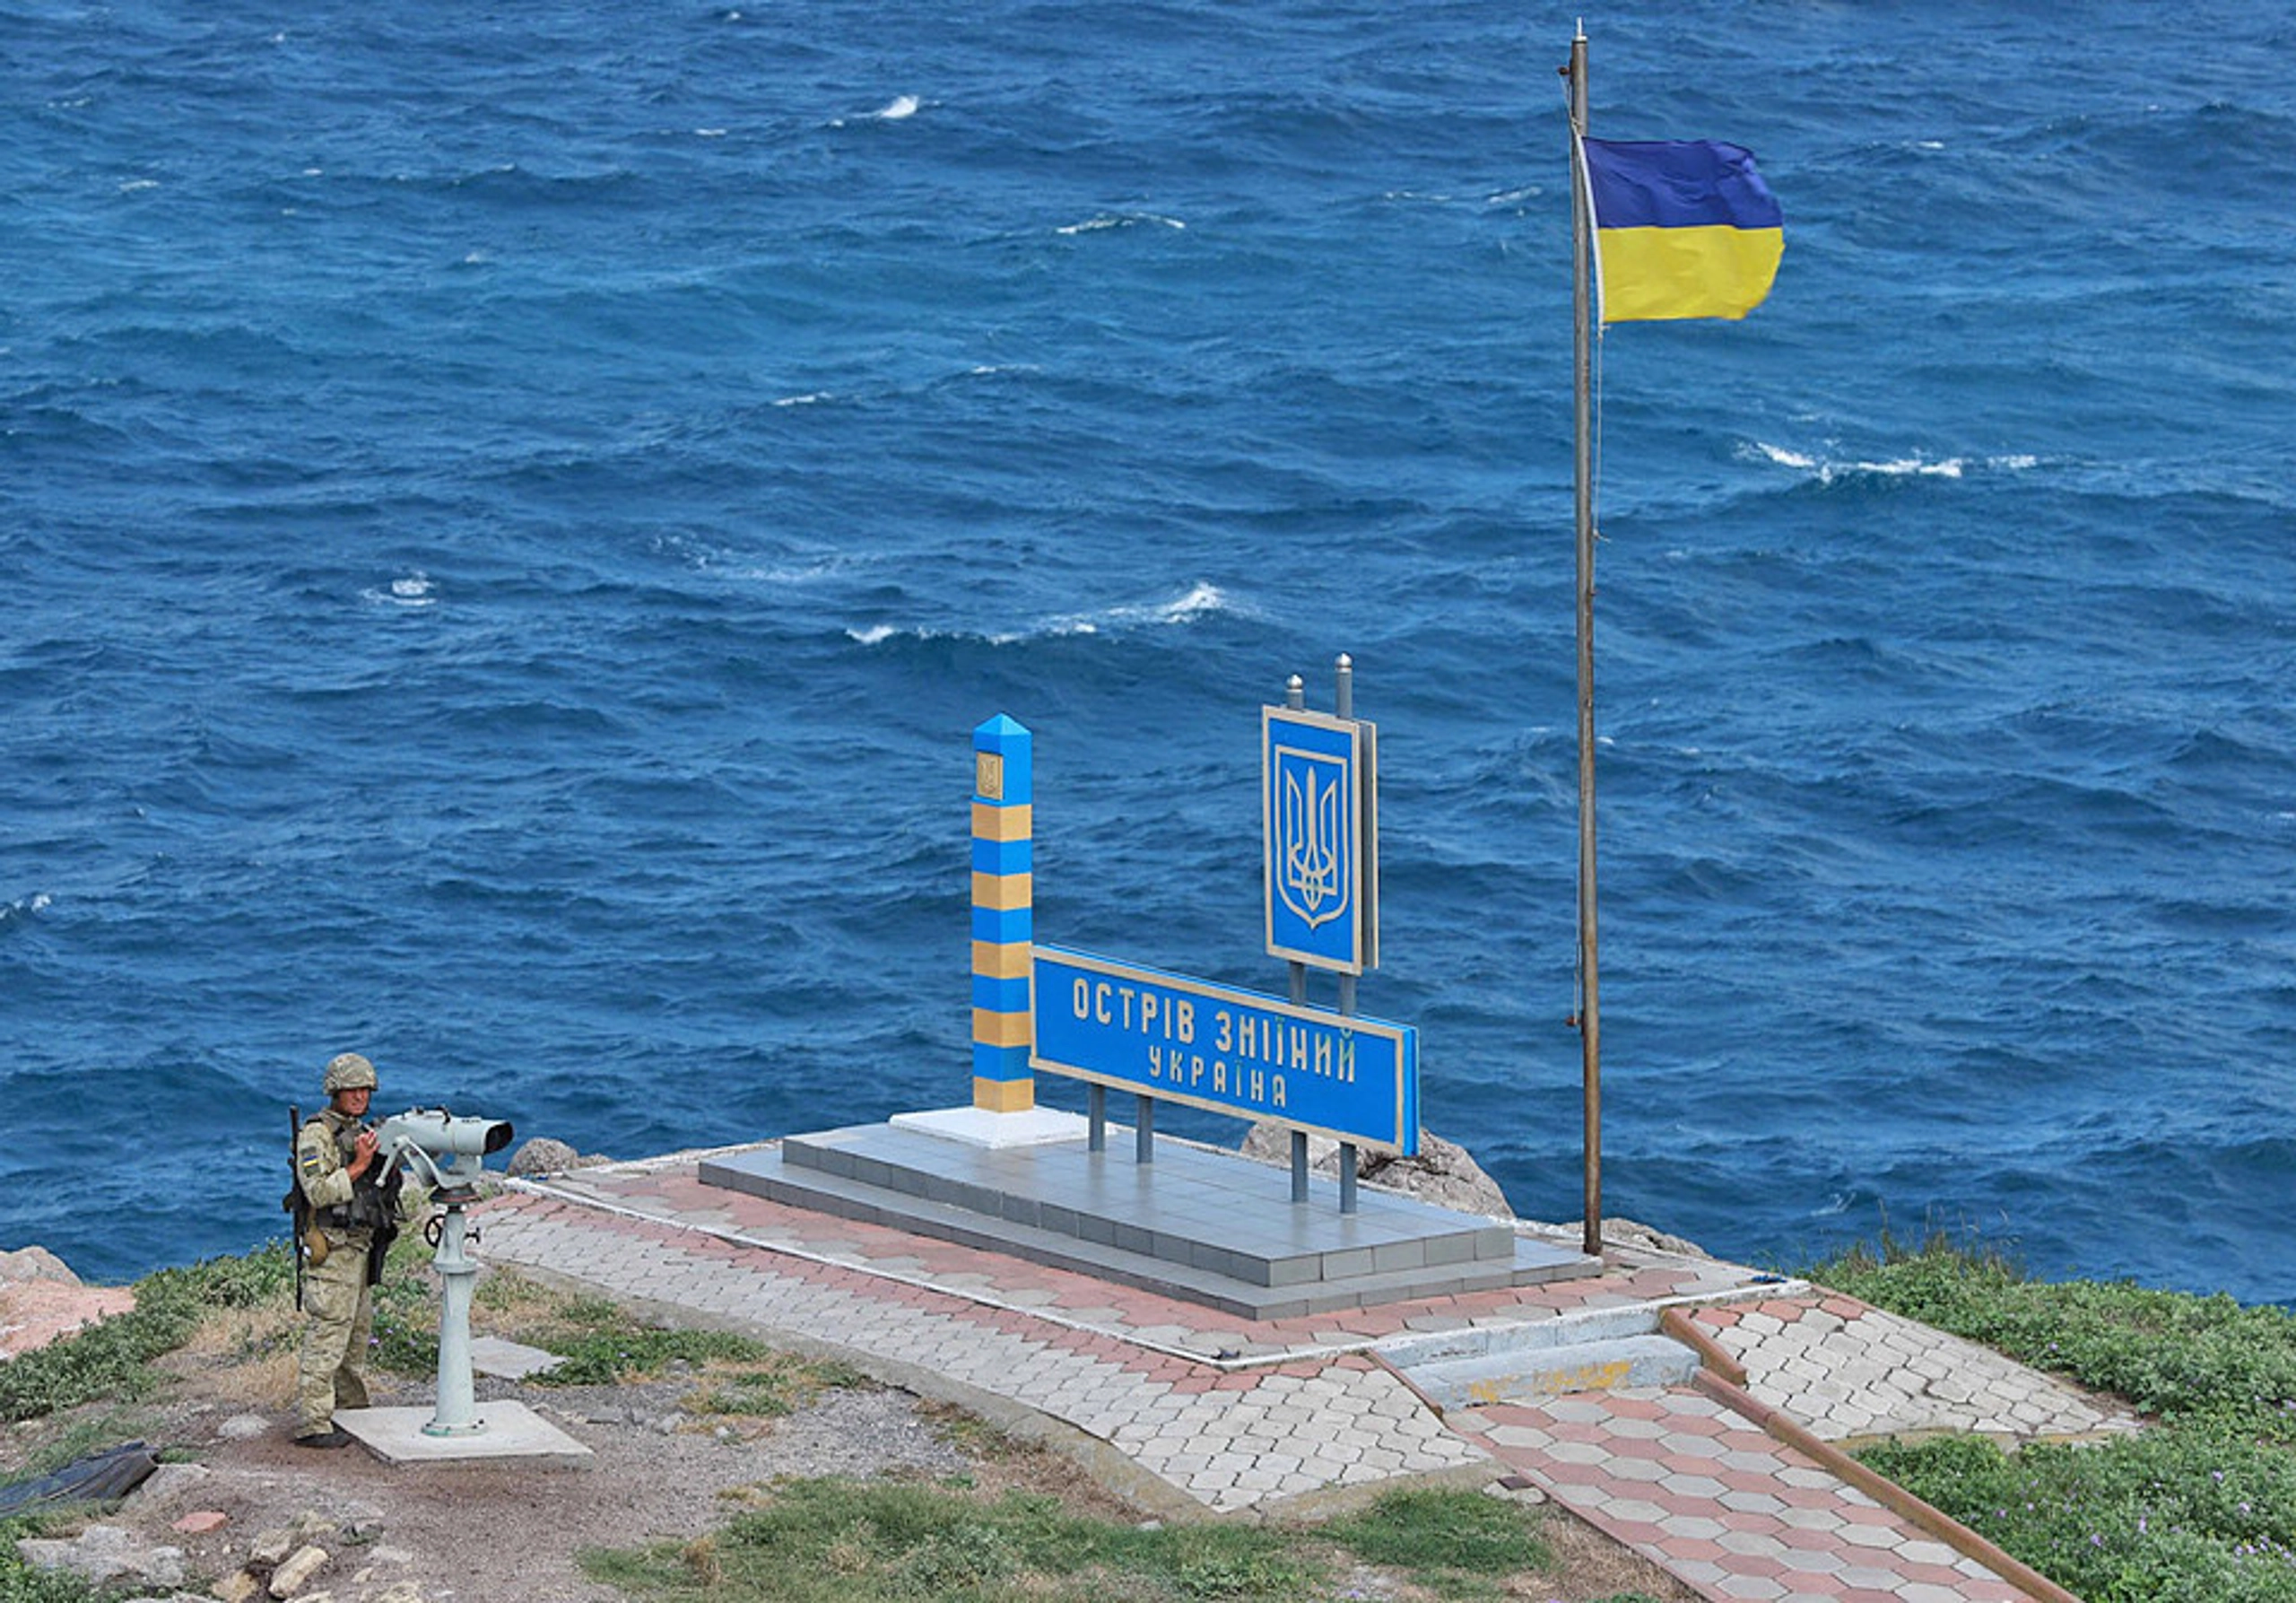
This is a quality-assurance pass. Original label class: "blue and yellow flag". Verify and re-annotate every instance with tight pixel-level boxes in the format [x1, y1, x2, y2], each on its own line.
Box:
[1580, 137, 1782, 324]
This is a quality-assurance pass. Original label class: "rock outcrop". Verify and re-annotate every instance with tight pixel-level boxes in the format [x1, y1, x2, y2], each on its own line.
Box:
[0, 1245, 135, 1360]
[1238, 1123, 1514, 1219]
[505, 1137, 612, 1178]
[12, 1523, 185, 1591]
[1547, 1216, 1713, 1259]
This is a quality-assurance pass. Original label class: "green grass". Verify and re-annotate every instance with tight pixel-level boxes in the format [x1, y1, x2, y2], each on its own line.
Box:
[579, 1477, 1320, 1602]
[580, 1481, 1564, 1603]
[1810, 1230, 2296, 1602]
[1320, 1485, 1550, 1599]
[476, 1276, 866, 1406]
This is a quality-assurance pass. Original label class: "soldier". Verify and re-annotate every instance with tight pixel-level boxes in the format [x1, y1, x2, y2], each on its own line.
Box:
[291, 1050, 399, 1448]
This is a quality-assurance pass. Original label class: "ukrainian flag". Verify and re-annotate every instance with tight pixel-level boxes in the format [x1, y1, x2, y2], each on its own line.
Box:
[1580, 137, 1783, 324]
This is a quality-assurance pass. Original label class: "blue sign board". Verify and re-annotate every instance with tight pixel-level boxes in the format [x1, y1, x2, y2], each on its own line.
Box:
[1031, 945, 1419, 1154]
[1263, 707, 1378, 974]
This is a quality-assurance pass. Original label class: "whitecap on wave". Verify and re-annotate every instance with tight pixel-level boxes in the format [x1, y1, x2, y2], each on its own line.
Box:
[1744, 440, 2041, 484]
[1100, 580, 1235, 627]
[833, 95, 921, 127]
[0, 893, 53, 930]
[1034, 580, 1240, 638]
[363, 571, 438, 608]
[846, 581, 1243, 648]
[1056, 213, 1186, 236]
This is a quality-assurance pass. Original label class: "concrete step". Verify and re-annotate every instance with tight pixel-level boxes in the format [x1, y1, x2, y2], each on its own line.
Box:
[698, 1144, 1596, 1321]
[1379, 1303, 1663, 1370]
[1402, 1332, 1701, 1409]
[773, 1120, 1526, 1284]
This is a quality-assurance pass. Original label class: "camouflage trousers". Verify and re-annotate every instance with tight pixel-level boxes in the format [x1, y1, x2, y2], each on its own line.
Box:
[295, 1233, 374, 1437]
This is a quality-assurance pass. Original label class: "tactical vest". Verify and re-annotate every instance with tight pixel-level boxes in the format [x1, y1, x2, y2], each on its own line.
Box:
[310, 1119, 390, 1233]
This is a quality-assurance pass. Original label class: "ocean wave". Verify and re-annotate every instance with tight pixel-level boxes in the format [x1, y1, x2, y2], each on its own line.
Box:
[664, 534, 854, 586]
[726, 556, 846, 584]
[1056, 212, 1187, 236]
[1742, 440, 2044, 484]
[0, 893, 52, 935]
[361, 571, 438, 608]
[434, 162, 638, 200]
[846, 581, 1246, 647]
[831, 95, 921, 127]
[1050, 579, 1239, 632]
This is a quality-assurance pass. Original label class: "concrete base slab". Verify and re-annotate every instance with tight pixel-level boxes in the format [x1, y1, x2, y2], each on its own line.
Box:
[469, 1336, 566, 1381]
[890, 1105, 1091, 1149]
[700, 1121, 1597, 1317]
[335, 1401, 593, 1468]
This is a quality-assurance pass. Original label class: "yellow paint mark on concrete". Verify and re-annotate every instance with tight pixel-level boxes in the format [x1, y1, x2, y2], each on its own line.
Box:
[1463, 1356, 1637, 1406]
[1539, 1359, 1635, 1393]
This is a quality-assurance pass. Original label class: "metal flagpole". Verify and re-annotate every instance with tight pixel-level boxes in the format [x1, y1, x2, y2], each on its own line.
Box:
[1566, 25, 1605, 1262]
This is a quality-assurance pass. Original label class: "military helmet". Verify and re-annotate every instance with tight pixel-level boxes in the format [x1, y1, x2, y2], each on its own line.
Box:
[322, 1051, 378, 1093]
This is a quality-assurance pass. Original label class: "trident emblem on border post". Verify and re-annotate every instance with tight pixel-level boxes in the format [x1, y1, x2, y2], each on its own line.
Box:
[1275, 748, 1350, 929]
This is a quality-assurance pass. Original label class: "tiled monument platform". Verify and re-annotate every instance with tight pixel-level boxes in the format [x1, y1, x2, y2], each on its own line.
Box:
[699, 1111, 1596, 1320]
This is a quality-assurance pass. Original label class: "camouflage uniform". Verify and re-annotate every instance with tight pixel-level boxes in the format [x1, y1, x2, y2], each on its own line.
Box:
[294, 1059, 388, 1439]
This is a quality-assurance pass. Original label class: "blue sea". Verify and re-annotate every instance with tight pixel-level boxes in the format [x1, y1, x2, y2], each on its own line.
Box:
[4, 1, 2291, 1302]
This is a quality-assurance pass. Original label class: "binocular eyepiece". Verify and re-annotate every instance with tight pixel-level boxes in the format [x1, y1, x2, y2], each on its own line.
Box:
[372, 1108, 515, 1192]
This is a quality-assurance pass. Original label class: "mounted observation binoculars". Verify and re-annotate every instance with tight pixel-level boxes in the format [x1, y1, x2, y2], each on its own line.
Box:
[285, 1101, 516, 1436]
[370, 1108, 516, 1196]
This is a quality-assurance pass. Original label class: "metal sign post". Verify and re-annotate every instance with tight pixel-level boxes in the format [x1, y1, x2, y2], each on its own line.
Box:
[1262, 655, 1383, 1210]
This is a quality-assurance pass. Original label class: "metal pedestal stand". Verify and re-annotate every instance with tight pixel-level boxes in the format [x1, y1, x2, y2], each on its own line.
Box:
[421, 1188, 485, 1437]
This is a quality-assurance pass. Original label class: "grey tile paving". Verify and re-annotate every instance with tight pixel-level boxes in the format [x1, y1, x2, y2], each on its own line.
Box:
[474, 1153, 2092, 1600]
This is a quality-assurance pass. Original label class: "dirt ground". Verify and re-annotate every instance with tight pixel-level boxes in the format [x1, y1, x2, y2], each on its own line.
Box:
[3, 1292, 1696, 1603]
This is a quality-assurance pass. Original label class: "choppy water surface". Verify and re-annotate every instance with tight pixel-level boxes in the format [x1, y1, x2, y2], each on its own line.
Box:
[3, 0, 2290, 1298]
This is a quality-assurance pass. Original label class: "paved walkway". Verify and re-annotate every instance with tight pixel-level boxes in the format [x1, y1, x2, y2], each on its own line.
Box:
[476, 1143, 2128, 1601]
[1683, 1296, 2135, 1446]
[1452, 1390, 2031, 1603]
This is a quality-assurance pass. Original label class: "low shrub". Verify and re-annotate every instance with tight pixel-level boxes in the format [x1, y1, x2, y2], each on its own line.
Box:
[1863, 1426, 2296, 1602]
[0, 1244, 296, 1424]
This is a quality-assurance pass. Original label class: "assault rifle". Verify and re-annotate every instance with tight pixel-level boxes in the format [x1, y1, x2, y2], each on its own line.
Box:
[366, 1163, 403, 1289]
[282, 1104, 309, 1311]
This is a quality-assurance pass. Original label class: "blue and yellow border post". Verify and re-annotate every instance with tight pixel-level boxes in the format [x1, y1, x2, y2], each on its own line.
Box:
[971, 715, 1034, 1113]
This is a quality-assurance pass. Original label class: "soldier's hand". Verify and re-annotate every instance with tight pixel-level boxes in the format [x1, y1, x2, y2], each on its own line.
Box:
[350, 1128, 380, 1176]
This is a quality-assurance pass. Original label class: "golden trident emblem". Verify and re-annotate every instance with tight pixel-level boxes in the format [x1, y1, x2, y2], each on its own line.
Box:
[1277, 751, 1348, 929]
